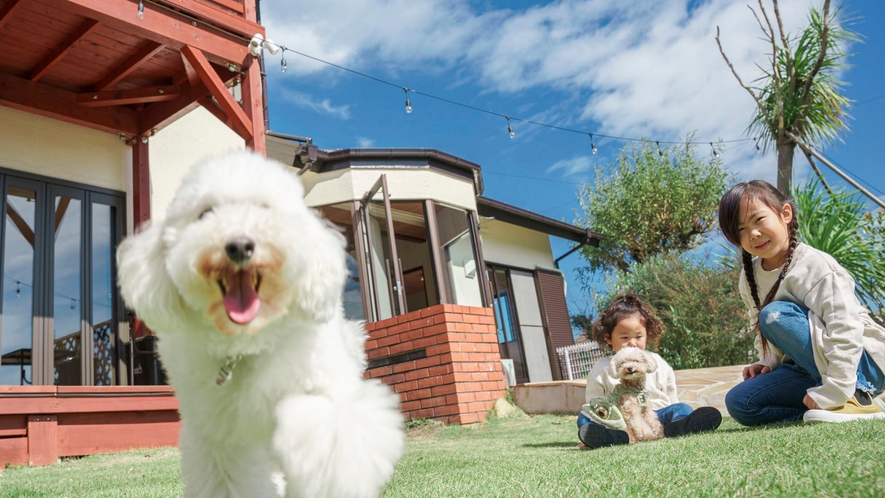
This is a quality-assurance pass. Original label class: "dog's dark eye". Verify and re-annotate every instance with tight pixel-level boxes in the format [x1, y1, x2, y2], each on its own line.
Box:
[199, 207, 213, 219]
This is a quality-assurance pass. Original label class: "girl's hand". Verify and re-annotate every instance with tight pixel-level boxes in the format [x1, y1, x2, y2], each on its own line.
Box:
[742, 364, 771, 380]
[803, 395, 821, 410]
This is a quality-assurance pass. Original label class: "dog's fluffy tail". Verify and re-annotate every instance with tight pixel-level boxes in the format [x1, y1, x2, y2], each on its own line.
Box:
[273, 380, 405, 498]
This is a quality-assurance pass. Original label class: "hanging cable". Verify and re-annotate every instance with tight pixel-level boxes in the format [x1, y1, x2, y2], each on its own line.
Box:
[589, 134, 597, 155]
[404, 88, 412, 114]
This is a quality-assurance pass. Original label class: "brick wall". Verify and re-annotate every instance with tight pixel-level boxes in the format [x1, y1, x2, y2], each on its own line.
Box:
[365, 304, 507, 425]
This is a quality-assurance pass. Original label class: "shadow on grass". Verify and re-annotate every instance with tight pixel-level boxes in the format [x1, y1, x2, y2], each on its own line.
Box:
[521, 441, 580, 449]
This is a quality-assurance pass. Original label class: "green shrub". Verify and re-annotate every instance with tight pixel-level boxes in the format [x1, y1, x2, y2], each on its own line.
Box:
[595, 252, 752, 369]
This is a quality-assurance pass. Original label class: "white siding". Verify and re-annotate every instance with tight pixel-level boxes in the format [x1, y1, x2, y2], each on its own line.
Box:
[479, 220, 555, 269]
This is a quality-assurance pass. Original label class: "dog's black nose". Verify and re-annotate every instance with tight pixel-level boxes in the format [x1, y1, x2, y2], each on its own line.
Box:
[225, 237, 255, 264]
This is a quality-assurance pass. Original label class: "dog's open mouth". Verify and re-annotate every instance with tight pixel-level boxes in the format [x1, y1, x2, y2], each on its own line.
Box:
[218, 267, 262, 324]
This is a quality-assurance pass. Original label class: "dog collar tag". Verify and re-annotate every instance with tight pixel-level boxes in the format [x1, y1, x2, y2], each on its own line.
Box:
[216, 355, 242, 386]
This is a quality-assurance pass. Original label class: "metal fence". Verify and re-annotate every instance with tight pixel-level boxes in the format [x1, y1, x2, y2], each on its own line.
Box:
[555, 341, 608, 380]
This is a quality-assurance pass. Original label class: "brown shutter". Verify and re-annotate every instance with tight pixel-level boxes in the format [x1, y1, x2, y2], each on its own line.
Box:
[535, 270, 574, 380]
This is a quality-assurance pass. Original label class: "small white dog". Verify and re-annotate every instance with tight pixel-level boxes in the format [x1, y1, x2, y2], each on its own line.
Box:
[117, 151, 404, 498]
[608, 347, 664, 443]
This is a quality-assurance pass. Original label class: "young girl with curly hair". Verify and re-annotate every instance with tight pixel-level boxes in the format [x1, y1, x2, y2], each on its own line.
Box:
[578, 293, 721, 448]
[719, 180, 885, 425]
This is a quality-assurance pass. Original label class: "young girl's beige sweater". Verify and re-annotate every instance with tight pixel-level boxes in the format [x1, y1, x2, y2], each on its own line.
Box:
[740, 243, 885, 409]
[584, 351, 679, 411]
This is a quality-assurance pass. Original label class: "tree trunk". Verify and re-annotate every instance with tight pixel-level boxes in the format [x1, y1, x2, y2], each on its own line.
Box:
[776, 141, 795, 194]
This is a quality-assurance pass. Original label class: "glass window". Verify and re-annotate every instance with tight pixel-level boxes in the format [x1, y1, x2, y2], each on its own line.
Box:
[316, 203, 365, 321]
[1, 185, 37, 385]
[435, 204, 482, 308]
[53, 194, 82, 386]
[488, 266, 529, 383]
[91, 202, 117, 386]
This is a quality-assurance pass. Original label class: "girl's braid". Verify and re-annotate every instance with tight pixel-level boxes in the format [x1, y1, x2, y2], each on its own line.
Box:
[756, 219, 799, 354]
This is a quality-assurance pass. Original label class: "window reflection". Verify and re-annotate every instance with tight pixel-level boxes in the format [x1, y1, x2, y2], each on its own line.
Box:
[315, 203, 365, 321]
[488, 266, 528, 383]
[53, 195, 82, 385]
[92, 203, 116, 386]
[435, 204, 482, 307]
[1, 186, 36, 385]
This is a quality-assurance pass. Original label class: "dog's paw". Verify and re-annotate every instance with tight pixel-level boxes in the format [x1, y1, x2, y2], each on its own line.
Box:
[272, 381, 404, 498]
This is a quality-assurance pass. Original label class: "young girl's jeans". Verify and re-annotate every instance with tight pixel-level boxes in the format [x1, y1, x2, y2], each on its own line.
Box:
[577, 402, 693, 429]
[726, 301, 885, 426]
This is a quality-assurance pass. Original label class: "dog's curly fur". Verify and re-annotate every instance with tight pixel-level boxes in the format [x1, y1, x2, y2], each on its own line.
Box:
[608, 347, 664, 443]
[117, 151, 404, 498]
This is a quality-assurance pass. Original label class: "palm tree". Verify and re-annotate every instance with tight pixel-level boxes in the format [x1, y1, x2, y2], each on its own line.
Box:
[716, 0, 857, 194]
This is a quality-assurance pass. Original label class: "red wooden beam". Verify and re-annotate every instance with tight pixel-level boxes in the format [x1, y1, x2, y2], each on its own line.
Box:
[241, 56, 265, 153]
[155, 0, 251, 33]
[197, 95, 233, 128]
[0, 0, 26, 31]
[27, 415, 58, 466]
[0, 70, 138, 135]
[180, 45, 252, 140]
[132, 136, 151, 229]
[29, 19, 101, 82]
[136, 80, 206, 135]
[91, 41, 166, 92]
[77, 85, 181, 107]
[59, 0, 259, 66]
[207, 0, 245, 15]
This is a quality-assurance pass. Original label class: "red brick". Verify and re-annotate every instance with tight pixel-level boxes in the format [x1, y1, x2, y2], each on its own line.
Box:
[401, 329, 424, 342]
[422, 324, 448, 337]
[396, 309, 422, 324]
[409, 408, 435, 420]
[404, 368, 429, 382]
[377, 335, 399, 348]
[463, 314, 482, 324]
[420, 305, 446, 318]
[388, 341, 414, 355]
[363, 322, 377, 332]
[367, 327, 388, 340]
[367, 347, 390, 359]
[392, 361, 417, 374]
[420, 396, 447, 409]
[473, 391, 498, 402]
[452, 373, 472, 382]
[408, 317, 435, 330]
[431, 384, 457, 397]
[465, 333, 483, 343]
[365, 339, 378, 350]
[479, 315, 496, 325]
[415, 356, 441, 369]
[458, 381, 484, 393]
[445, 392, 475, 404]
[406, 388, 432, 401]
[394, 380, 418, 393]
[460, 412, 484, 424]
[416, 375, 445, 389]
[388, 322, 411, 335]
[426, 345, 451, 357]
[482, 381, 505, 392]
[368, 365, 392, 378]
[413, 336, 438, 349]
[432, 405, 459, 417]
[384, 373, 406, 385]
[374, 317, 398, 329]
[401, 400, 421, 412]
[433, 313, 463, 325]
[428, 365, 452, 377]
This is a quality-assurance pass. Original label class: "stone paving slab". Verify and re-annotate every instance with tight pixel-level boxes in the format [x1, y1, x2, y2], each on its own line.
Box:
[511, 364, 747, 416]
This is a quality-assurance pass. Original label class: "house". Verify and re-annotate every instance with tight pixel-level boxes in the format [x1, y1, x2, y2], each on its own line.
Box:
[0, 0, 602, 466]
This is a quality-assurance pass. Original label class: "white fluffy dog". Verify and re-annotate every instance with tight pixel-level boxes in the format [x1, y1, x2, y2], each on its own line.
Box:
[608, 347, 664, 443]
[117, 151, 404, 498]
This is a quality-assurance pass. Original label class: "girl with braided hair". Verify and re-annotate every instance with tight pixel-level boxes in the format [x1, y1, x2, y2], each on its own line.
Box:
[719, 180, 885, 425]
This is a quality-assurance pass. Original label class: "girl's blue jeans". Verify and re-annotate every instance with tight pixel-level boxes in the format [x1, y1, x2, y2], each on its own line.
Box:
[577, 402, 693, 429]
[725, 301, 885, 426]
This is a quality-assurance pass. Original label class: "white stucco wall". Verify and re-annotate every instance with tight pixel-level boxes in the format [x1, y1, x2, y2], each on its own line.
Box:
[0, 105, 128, 191]
[479, 220, 555, 270]
[147, 107, 244, 221]
[301, 168, 477, 211]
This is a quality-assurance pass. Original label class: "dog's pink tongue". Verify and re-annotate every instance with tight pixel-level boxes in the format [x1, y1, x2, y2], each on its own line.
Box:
[223, 269, 260, 324]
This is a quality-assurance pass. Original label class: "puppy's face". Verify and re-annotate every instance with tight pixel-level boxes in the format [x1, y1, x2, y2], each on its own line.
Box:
[120, 152, 346, 337]
[610, 347, 656, 382]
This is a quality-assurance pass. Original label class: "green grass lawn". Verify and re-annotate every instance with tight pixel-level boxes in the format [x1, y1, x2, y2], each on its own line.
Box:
[2, 415, 884, 497]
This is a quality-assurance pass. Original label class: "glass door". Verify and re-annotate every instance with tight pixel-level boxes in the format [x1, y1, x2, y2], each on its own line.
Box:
[50, 186, 84, 385]
[1, 178, 42, 385]
[360, 175, 406, 321]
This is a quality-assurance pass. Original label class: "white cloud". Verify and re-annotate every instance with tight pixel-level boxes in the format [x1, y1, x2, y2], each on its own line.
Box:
[357, 136, 375, 148]
[260, 0, 830, 179]
[546, 156, 593, 177]
[277, 89, 351, 119]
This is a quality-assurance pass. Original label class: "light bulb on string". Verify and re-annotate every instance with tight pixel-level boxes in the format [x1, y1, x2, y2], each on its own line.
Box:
[16, 281, 21, 297]
[589, 134, 597, 155]
[753, 137, 761, 153]
[710, 142, 720, 159]
[403, 88, 412, 114]
[656, 141, 664, 157]
[506, 117, 514, 139]
[280, 54, 287, 73]
[70, 298, 76, 311]
[137, 0, 144, 19]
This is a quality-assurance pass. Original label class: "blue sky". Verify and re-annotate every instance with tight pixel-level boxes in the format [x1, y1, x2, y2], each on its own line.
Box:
[258, 0, 885, 325]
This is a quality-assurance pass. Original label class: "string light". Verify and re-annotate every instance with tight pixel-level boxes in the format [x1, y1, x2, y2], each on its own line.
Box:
[589, 134, 597, 155]
[70, 298, 76, 311]
[656, 141, 664, 157]
[137, 0, 144, 19]
[16, 280, 20, 297]
[280, 54, 287, 73]
[753, 137, 761, 152]
[404, 88, 412, 114]
[710, 142, 721, 159]
[271, 46, 758, 149]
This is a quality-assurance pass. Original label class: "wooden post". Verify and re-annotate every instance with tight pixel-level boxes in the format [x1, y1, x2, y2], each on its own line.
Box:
[27, 415, 58, 466]
[132, 137, 150, 230]
[242, 56, 265, 154]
